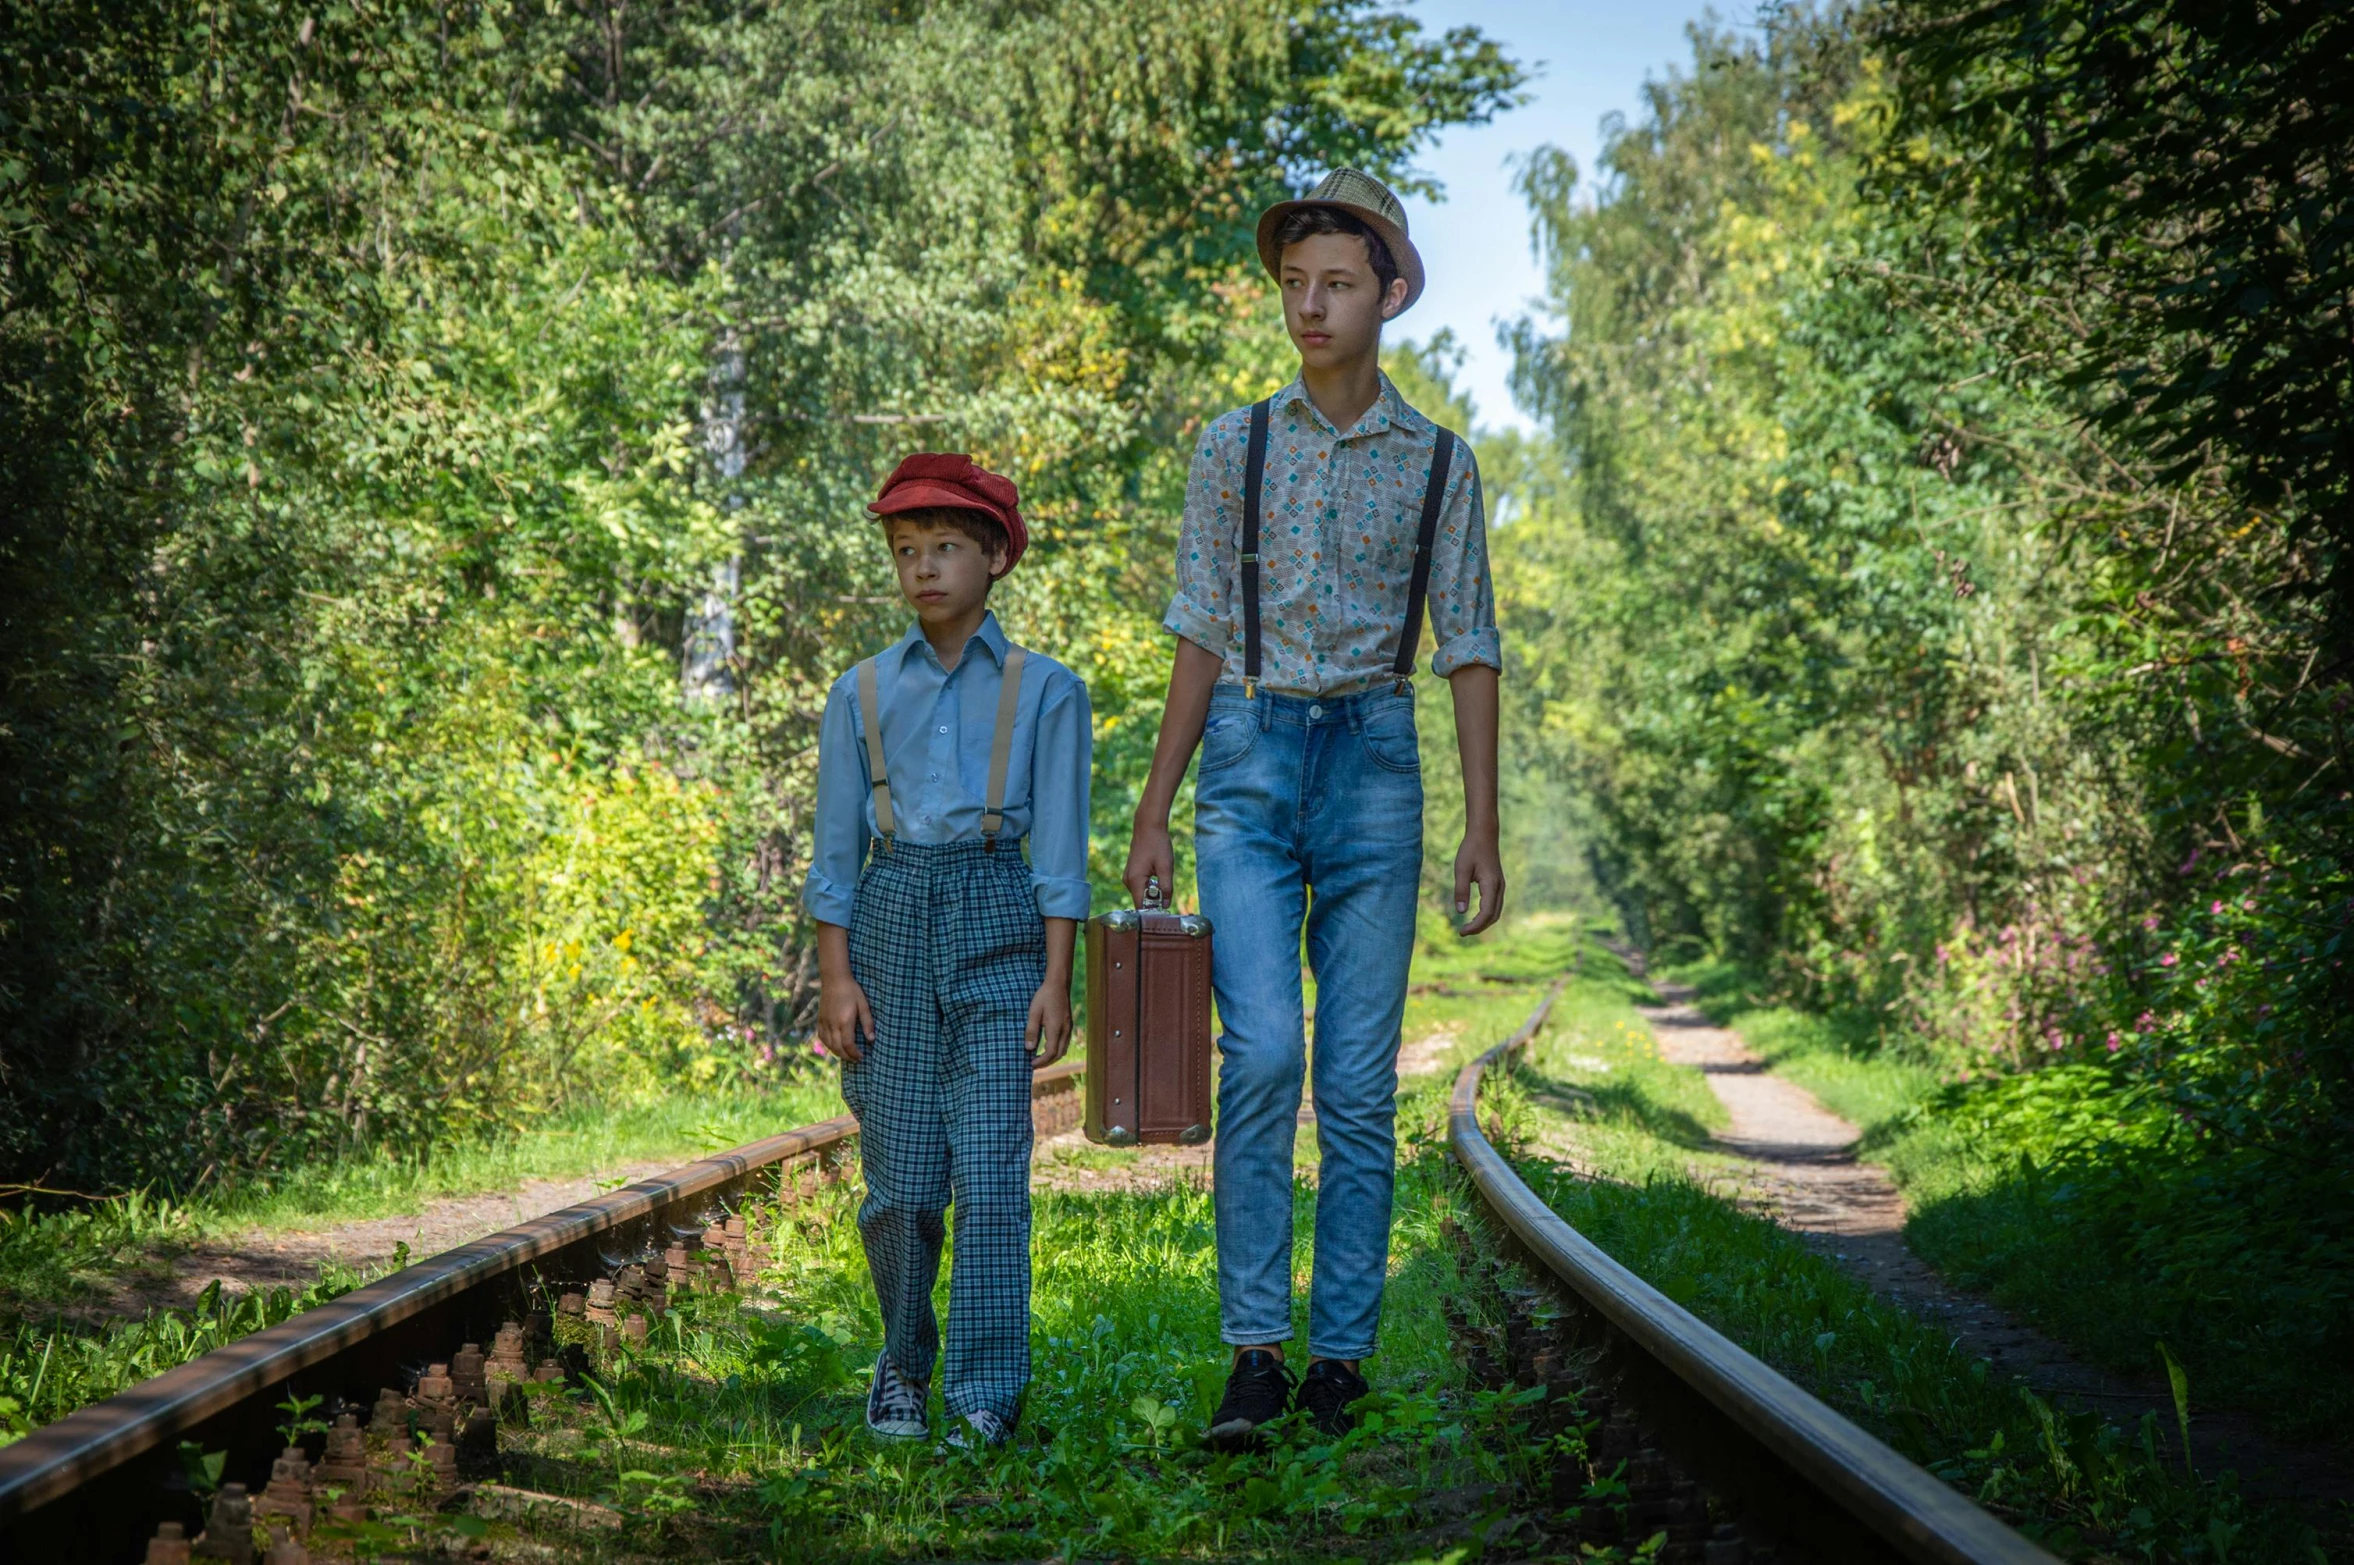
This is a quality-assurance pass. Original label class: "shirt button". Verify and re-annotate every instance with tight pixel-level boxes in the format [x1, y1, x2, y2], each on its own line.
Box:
[937, 725, 948, 734]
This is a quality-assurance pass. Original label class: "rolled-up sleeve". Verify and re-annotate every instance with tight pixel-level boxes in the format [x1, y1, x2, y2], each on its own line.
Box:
[1428, 446, 1503, 677]
[1162, 422, 1237, 654]
[1027, 671, 1094, 920]
[800, 675, 867, 927]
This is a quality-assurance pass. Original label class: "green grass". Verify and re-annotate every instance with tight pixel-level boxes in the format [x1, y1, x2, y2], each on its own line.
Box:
[1662, 957, 1938, 1133]
[272, 933, 1647, 1561]
[0, 1079, 846, 1324]
[204, 1078, 847, 1236]
[9, 919, 2333, 1560]
[1525, 947, 2328, 1562]
[0, 1077, 846, 1446]
[1662, 960, 2354, 1456]
[404, 1167, 1582, 1562]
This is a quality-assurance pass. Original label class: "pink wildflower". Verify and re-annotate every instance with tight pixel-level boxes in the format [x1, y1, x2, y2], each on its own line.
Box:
[2106, 1032, 2122, 1052]
[811, 1037, 830, 1058]
[2211, 900, 2225, 915]
[2143, 914, 2161, 932]
[2136, 1011, 2156, 1030]
[2159, 952, 2178, 967]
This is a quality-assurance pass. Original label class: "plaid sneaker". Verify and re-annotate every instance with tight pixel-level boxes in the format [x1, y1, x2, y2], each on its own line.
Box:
[865, 1353, 928, 1441]
[943, 1408, 1011, 1450]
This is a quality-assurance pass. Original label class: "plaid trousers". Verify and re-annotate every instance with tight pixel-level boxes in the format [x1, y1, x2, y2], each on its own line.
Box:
[842, 838, 1041, 1423]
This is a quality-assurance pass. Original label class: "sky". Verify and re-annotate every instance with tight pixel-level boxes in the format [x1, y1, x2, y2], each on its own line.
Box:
[1390, 0, 1751, 433]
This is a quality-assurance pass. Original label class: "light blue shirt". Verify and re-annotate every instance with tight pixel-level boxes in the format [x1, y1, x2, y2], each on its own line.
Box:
[803, 612, 1093, 927]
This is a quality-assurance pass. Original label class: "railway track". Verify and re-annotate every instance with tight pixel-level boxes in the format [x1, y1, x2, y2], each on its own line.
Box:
[0, 1064, 1086, 1560]
[0, 982, 2053, 1562]
[1448, 983, 2055, 1565]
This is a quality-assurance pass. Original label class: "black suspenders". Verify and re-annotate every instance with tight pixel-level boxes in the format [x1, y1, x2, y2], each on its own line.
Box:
[1239, 400, 1458, 699]
[1242, 400, 1270, 698]
[1394, 426, 1457, 694]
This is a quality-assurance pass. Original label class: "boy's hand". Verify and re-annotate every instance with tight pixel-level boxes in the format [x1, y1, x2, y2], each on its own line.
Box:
[1454, 828, 1506, 937]
[1026, 980, 1073, 1067]
[1125, 817, 1175, 909]
[817, 969, 874, 1064]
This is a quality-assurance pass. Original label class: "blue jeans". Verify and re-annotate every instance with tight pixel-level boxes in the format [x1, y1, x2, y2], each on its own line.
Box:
[1195, 684, 1423, 1360]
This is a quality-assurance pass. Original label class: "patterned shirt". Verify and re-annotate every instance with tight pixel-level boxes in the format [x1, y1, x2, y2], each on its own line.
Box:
[1163, 371, 1501, 696]
[803, 612, 1093, 927]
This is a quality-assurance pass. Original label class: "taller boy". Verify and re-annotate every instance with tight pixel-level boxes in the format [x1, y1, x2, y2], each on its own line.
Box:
[1125, 170, 1505, 1444]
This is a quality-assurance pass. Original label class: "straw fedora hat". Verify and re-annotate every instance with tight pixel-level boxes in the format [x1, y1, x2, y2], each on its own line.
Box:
[1255, 168, 1425, 313]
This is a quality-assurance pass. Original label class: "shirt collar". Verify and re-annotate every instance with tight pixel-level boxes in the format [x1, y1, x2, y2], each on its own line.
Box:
[892, 610, 1008, 672]
[1269, 370, 1426, 442]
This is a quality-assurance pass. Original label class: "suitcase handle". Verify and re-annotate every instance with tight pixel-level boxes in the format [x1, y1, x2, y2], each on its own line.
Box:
[1144, 873, 1165, 910]
[1098, 909, 1212, 936]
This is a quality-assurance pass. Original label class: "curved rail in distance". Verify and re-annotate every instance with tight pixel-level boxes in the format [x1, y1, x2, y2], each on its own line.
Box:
[0, 1060, 1085, 1558]
[1450, 984, 2056, 1565]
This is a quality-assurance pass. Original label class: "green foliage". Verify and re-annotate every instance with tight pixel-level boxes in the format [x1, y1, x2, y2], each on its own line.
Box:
[1500, 938, 2321, 1562]
[0, 1273, 362, 1443]
[1677, 958, 2354, 1445]
[1877, 0, 2354, 629]
[1494, 6, 2350, 1444]
[0, 0, 1519, 1191]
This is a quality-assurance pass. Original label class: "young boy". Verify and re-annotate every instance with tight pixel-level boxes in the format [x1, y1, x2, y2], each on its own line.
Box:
[805, 452, 1092, 1449]
[1125, 170, 1505, 1445]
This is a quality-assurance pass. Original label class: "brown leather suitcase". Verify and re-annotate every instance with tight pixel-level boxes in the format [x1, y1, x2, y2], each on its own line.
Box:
[1084, 905, 1214, 1145]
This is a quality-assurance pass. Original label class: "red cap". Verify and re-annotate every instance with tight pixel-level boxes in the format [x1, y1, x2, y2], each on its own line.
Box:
[868, 453, 1027, 574]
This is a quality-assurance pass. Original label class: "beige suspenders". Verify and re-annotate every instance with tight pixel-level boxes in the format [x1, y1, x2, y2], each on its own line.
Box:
[981, 646, 1027, 841]
[856, 656, 896, 842]
[855, 644, 1029, 853]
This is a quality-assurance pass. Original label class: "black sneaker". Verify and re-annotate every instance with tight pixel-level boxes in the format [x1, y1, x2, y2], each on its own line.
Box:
[1206, 1349, 1297, 1450]
[1297, 1358, 1369, 1439]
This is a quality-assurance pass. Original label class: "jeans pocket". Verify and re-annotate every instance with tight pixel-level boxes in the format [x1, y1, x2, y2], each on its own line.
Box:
[1358, 704, 1421, 773]
[1198, 706, 1260, 773]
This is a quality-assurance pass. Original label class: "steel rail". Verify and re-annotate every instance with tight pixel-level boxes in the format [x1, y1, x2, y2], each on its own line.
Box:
[0, 1059, 1084, 1559]
[1451, 986, 2056, 1565]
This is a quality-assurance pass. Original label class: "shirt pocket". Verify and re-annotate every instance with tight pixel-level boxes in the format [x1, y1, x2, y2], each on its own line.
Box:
[1198, 706, 1261, 774]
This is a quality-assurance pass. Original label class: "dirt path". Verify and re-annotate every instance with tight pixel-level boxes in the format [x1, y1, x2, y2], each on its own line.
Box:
[128, 1163, 677, 1315]
[161, 1016, 1472, 1289]
[1636, 985, 2346, 1510]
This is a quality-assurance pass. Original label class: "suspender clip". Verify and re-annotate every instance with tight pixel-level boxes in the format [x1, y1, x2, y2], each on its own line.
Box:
[1243, 678, 1257, 701]
[1394, 676, 1411, 697]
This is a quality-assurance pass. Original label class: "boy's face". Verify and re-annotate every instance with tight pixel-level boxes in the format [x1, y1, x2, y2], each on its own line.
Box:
[1280, 232, 1410, 372]
[888, 517, 1003, 626]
